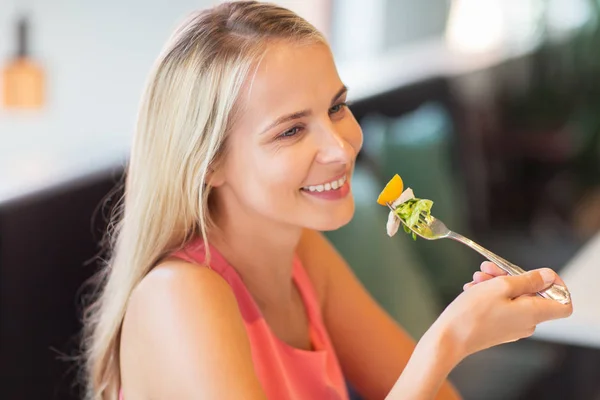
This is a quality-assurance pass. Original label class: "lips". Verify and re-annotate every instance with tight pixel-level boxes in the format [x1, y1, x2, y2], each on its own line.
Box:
[301, 174, 347, 193]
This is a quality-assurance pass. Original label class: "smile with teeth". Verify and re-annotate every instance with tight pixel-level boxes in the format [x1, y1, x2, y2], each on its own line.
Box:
[302, 175, 347, 192]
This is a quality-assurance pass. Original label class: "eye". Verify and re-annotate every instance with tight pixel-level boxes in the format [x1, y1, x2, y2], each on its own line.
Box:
[329, 102, 347, 115]
[278, 126, 302, 139]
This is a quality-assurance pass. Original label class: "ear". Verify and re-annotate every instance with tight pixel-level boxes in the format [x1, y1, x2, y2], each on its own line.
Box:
[206, 165, 225, 188]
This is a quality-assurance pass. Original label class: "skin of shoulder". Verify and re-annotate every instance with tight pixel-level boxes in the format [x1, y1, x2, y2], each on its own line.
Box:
[119, 259, 267, 400]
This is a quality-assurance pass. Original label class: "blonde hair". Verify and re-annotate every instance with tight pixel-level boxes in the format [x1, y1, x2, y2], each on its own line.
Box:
[81, 2, 325, 398]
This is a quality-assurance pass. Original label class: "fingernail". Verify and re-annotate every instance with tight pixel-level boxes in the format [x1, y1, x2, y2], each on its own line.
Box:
[540, 269, 555, 285]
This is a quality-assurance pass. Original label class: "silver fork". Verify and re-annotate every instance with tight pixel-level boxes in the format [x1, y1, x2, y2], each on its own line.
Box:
[387, 203, 571, 304]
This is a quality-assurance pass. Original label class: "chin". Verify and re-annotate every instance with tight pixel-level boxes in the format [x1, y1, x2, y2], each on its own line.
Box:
[307, 198, 355, 232]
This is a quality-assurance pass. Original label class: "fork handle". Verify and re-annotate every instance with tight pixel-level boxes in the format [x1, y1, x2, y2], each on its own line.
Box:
[447, 232, 571, 305]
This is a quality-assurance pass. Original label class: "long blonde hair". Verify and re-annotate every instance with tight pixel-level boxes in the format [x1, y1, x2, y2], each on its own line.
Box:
[81, 2, 325, 398]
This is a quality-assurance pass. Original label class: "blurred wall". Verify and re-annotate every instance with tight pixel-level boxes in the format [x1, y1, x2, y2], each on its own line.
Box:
[0, 0, 217, 147]
[383, 0, 449, 49]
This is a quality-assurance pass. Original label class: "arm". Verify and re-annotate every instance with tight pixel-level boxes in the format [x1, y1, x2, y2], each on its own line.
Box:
[385, 320, 459, 399]
[119, 260, 267, 400]
[296, 229, 461, 400]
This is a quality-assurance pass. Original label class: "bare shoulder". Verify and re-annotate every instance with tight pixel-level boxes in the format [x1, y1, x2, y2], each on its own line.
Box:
[122, 258, 238, 350]
[120, 258, 266, 399]
[128, 258, 234, 315]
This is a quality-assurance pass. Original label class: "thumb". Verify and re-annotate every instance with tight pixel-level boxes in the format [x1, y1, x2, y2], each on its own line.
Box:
[504, 268, 556, 298]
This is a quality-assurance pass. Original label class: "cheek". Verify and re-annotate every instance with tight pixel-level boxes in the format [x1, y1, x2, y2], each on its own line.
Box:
[238, 148, 311, 207]
[259, 150, 311, 193]
[344, 115, 363, 153]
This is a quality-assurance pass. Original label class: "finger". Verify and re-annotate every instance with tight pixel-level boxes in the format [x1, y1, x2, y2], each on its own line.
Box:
[463, 281, 475, 291]
[521, 267, 569, 290]
[473, 271, 495, 284]
[515, 293, 573, 324]
[481, 261, 508, 277]
[534, 267, 568, 288]
[501, 268, 558, 298]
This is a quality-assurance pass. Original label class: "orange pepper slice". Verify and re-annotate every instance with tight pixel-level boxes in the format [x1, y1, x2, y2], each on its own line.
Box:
[377, 174, 404, 206]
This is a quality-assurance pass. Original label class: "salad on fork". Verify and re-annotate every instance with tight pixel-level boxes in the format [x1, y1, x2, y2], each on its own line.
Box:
[376, 174, 434, 240]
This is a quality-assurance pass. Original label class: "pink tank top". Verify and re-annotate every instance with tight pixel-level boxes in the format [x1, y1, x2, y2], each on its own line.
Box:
[169, 239, 350, 400]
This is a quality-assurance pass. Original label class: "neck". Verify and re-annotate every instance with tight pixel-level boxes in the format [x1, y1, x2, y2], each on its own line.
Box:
[208, 194, 303, 307]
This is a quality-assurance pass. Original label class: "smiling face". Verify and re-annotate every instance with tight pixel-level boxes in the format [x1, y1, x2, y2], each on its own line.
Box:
[210, 41, 363, 233]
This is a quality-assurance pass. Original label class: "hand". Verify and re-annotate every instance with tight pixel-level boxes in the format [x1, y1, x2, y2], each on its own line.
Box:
[433, 268, 573, 363]
[463, 262, 569, 294]
[463, 261, 507, 291]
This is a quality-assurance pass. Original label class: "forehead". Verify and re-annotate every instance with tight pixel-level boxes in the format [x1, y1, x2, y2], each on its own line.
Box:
[235, 41, 343, 128]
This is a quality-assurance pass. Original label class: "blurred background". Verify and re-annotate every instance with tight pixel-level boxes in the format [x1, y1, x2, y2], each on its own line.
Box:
[1, 0, 599, 399]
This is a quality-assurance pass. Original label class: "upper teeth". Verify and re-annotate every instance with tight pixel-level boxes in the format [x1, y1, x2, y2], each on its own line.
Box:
[304, 175, 347, 192]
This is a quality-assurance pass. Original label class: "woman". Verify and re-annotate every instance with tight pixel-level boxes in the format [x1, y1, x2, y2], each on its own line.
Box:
[81, 2, 573, 399]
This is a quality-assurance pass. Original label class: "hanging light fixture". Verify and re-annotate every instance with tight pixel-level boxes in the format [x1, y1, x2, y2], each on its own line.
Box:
[2, 13, 45, 109]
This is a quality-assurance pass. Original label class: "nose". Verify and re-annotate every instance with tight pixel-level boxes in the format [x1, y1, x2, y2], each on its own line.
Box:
[314, 123, 355, 165]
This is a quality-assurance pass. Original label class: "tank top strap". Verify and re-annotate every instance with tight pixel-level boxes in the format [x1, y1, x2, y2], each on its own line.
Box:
[291, 255, 323, 321]
[170, 239, 263, 323]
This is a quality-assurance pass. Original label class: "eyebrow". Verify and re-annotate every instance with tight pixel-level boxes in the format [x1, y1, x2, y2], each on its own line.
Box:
[259, 85, 348, 135]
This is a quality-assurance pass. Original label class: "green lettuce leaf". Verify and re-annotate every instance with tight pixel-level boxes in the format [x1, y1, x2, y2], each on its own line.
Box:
[392, 198, 434, 240]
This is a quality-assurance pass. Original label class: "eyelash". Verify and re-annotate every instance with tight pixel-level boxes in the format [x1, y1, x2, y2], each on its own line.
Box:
[279, 126, 303, 139]
[276, 101, 350, 140]
[329, 101, 348, 115]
